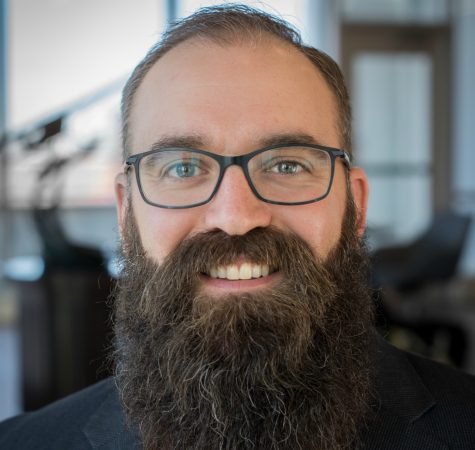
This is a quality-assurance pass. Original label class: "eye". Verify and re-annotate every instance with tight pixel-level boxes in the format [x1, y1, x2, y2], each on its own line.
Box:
[269, 160, 305, 175]
[166, 161, 202, 178]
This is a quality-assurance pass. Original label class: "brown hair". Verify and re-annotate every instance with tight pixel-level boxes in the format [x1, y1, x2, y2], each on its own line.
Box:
[121, 4, 352, 159]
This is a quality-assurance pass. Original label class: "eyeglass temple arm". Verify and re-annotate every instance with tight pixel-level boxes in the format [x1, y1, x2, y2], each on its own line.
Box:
[123, 156, 137, 174]
[341, 151, 352, 169]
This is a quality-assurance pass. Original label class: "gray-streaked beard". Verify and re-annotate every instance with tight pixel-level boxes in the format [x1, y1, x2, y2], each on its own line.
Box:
[113, 200, 374, 450]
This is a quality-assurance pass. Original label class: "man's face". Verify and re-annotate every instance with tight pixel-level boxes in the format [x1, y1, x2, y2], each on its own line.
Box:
[115, 38, 368, 283]
[114, 37, 372, 450]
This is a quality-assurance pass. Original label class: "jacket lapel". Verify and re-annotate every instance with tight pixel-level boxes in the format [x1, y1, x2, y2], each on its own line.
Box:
[82, 387, 141, 450]
[361, 336, 448, 449]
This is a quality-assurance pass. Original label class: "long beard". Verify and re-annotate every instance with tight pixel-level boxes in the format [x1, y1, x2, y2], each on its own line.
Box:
[113, 199, 374, 450]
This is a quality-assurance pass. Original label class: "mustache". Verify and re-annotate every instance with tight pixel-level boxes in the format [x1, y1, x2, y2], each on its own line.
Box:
[122, 224, 332, 282]
[119, 216, 338, 329]
[118, 219, 345, 336]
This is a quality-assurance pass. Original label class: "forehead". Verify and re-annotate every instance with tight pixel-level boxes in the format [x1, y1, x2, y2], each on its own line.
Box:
[128, 38, 340, 153]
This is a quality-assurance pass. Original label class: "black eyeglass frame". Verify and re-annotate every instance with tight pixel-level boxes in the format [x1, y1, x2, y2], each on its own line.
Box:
[124, 143, 352, 209]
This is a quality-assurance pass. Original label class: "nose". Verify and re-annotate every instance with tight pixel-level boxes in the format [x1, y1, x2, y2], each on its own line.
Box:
[203, 166, 272, 235]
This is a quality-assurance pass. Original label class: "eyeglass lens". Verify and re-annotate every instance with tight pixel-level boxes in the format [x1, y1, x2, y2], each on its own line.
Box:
[137, 147, 333, 207]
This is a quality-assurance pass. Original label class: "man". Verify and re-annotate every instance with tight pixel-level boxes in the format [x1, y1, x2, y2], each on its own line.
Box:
[1, 4, 474, 450]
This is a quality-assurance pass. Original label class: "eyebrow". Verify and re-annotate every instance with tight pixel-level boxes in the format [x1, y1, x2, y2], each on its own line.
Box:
[148, 135, 207, 151]
[145, 132, 334, 153]
[259, 133, 330, 148]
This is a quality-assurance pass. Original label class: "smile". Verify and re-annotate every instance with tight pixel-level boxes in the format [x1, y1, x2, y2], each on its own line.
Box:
[207, 263, 274, 280]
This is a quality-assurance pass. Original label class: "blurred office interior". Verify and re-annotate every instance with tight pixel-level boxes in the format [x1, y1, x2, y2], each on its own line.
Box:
[0, 0, 474, 421]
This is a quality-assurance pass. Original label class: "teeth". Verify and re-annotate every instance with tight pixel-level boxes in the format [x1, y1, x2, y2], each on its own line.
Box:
[252, 265, 261, 278]
[239, 263, 252, 280]
[261, 264, 269, 277]
[227, 265, 239, 280]
[209, 263, 272, 280]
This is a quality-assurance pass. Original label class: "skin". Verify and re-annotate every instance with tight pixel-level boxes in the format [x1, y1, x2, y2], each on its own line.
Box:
[115, 37, 369, 293]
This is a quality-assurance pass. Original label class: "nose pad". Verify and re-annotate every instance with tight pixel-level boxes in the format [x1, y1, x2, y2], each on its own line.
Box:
[204, 166, 272, 235]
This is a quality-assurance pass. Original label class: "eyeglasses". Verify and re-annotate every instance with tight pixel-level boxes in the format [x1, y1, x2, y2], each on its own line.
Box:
[124, 143, 351, 209]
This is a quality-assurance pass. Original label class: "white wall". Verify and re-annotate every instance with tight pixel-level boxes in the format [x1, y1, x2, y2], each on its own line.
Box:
[9, 0, 163, 130]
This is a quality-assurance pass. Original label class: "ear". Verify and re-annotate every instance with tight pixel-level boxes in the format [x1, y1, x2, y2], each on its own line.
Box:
[114, 172, 129, 239]
[349, 167, 369, 237]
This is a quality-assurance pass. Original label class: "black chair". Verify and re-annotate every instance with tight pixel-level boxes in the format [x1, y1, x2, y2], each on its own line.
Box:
[372, 212, 471, 292]
[371, 211, 472, 368]
[6, 142, 112, 411]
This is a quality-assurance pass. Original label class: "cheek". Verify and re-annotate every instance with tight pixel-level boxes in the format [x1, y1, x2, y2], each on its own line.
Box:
[273, 187, 346, 259]
[281, 208, 342, 258]
[132, 191, 198, 264]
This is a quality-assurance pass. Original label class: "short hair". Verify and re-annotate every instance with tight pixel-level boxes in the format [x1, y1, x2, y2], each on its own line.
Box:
[121, 4, 352, 160]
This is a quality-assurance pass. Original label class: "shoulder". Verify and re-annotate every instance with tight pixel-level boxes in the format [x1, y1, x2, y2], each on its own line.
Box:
[0, 378, 125, 450]
[404, 347, 475, 427]
[387, 340, 475, 406]
[405, 347, 475, 396]
[376, 334, 475, 399]
[373, 337, 475, 449]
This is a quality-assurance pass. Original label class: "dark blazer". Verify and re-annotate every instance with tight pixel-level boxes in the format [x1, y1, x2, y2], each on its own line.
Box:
[1, 337, 475, 449]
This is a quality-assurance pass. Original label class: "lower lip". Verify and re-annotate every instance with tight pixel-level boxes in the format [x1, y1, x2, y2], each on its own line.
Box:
[199, 271, 281, 292]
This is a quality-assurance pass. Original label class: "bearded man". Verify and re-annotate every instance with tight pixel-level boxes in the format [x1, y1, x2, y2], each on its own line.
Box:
[1, 4, 475, 450]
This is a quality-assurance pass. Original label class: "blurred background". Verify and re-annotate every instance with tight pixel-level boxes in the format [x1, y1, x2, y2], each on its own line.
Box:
[0, 0, 474, 421]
